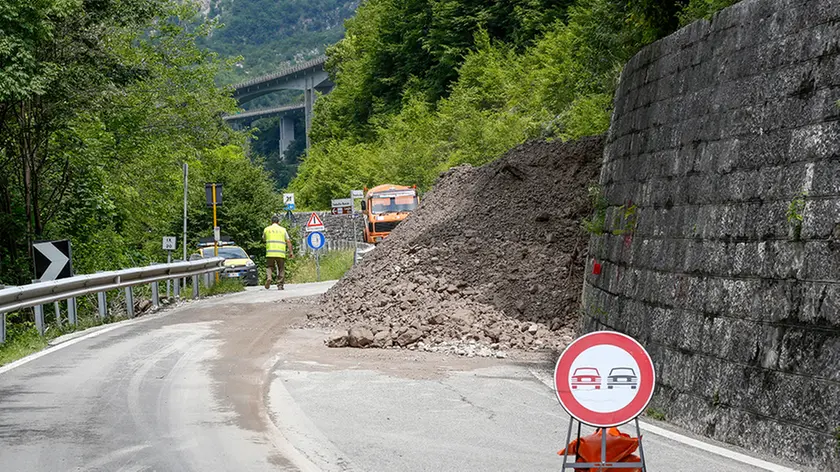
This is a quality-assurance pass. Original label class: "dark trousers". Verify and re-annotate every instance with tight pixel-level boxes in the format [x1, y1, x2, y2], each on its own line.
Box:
[266, 257, 286, 287]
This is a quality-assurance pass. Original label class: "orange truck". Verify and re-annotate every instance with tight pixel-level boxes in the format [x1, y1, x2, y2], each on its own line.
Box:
[360, 184, 419, 244]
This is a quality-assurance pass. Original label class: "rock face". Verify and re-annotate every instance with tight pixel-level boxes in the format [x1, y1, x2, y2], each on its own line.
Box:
[308, 136, 604, 356]
[583, 1, 840, 469]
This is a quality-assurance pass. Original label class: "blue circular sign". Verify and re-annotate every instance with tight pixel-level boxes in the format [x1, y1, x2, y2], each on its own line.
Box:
[306, 231, 325, 250]
[285, 203, 296, 211]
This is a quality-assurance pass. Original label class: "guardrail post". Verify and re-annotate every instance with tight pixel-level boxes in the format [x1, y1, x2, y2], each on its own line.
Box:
[68, 298, 77, 326]
[151, 281, 160, 309]
[35, 304, 45, 335]
[173, 277, 180, 299]
[54, 301, 62, 327]
[192, 275, 199, 298]
[1, 313, 6, 344]
[125, 287, 135, 318]
[97, 292, 107, 319]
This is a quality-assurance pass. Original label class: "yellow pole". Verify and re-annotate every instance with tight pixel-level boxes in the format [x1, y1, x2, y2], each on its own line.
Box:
[212, 183, 219, 282]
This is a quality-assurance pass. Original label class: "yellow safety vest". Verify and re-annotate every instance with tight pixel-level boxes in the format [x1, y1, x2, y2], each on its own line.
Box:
[264, 224, 288, 258]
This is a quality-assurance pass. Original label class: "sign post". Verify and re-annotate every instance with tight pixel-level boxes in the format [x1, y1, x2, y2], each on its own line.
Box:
[205, 183, 223, 282]
[182, 163, 188, 294]
[350, 190, 363, 250]
[163, 236, 177, 297]
[554, 331, 654, 470]
[306, 231, 325, 281]
[304, 212, 325, 272]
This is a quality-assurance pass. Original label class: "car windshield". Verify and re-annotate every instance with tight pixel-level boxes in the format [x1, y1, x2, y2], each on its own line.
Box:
[371, 195, 418, 214]
[610, 368, 635, 375]
[202, 247, 248, 259]
[574, 368, 599, 376]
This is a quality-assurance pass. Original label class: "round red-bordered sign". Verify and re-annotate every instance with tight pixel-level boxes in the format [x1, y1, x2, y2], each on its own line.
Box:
[554, 331, 655, 427]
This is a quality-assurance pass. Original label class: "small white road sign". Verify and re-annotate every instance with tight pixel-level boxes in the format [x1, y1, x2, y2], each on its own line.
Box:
[331, 198, 353, 208]
[351, 189, 364, 199]
[162, 236, 177, 251]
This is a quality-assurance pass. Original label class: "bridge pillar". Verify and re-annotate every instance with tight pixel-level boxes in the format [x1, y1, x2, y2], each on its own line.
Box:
[279, 116, 295, 156]
[305, 77, 313, 151]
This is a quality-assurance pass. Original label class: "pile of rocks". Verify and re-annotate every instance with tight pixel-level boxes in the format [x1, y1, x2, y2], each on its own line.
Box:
[307, 136, 604, 356]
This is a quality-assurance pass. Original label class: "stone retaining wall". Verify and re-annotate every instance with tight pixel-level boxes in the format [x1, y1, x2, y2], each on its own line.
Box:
[290, 211, 364, 243]
[582, 1, 840, 469]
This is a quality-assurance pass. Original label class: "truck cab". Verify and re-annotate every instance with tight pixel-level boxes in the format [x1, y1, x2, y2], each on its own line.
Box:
[361, 184, 419, 244]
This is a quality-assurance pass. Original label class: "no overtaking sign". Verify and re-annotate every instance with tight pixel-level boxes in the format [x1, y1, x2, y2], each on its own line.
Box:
[553, 331, 655, 427]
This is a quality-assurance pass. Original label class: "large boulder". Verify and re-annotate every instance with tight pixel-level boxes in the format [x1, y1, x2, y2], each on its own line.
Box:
[395, 328, 422, 347]
[347, 325, 374, 348]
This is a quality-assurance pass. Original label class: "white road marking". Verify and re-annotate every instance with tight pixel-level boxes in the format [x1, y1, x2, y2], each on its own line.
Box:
[528, 368, 800, 472]
[267, 355, 355, 472]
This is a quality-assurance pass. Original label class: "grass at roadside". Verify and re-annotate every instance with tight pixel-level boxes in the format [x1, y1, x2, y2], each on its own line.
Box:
[0, 315, 125, 367]
[0, 324, 48, 366]
[287, 250, 354, 283]
[200, 278, 246, 297]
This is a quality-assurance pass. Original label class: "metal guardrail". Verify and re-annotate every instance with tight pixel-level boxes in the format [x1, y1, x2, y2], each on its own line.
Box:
[0, 258, 225, 344]
[354, 243, 376, 264]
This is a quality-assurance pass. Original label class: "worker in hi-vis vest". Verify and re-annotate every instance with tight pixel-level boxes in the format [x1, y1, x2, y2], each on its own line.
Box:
[262, 214, 294, 290]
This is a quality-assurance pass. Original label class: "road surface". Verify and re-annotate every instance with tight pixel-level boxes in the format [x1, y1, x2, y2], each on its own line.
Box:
[0, 283, 801, 471]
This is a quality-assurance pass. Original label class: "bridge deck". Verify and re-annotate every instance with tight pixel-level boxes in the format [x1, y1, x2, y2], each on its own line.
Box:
[232, 56, 327, 91]
[223, 103, 305, 122]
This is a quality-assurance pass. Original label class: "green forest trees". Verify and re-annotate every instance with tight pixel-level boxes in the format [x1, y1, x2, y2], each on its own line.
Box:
[0, 0, 280, 285]
[288, 0, 738, 208]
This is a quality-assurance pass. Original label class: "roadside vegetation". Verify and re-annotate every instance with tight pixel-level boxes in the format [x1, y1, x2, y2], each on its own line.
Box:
[289, 0, 738, 208]
[287, 249, 355, 283]
[201, 278, 247, 297]
[0, 310, 128, 367]
[0, 0, 282, 288]
[0, 323, 50, 366]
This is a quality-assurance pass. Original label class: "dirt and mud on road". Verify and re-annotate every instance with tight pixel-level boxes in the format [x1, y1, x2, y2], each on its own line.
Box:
[306, 136, 604, 357]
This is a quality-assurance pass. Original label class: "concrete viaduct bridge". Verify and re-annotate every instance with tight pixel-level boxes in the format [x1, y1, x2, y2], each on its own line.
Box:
[224, 56, 333, 155]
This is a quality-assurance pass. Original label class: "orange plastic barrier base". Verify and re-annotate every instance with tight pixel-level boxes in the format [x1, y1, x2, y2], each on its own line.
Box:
[558, 427, 642, 472]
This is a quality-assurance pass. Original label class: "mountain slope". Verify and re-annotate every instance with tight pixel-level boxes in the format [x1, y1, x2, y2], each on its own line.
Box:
[200, 0, 358, 84]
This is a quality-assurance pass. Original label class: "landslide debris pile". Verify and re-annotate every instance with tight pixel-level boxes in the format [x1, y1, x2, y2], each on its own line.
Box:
[309, 136, 604, 356]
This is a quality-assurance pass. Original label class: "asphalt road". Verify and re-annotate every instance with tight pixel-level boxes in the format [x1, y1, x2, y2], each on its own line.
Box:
[0, 283, 801, 471]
